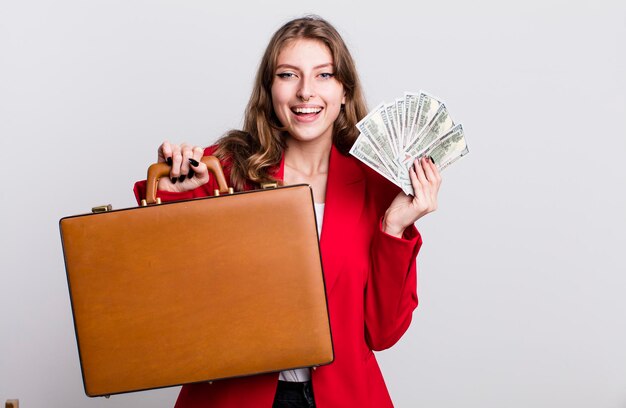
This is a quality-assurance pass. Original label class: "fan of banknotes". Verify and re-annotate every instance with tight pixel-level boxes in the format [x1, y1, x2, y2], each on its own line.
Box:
[350, 91, 468, 195]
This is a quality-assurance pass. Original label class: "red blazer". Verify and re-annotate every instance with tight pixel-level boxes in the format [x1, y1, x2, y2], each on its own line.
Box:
[134, 144, 422, 407]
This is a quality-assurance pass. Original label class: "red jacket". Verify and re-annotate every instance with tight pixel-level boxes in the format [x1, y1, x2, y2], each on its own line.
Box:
[134, 144, 422, 407]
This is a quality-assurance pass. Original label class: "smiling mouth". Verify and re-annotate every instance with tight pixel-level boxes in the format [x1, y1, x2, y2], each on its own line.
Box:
[291, 107, 323, 115]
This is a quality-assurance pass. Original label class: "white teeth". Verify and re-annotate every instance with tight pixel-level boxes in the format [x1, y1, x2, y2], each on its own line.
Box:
[293, 107, 322, 114]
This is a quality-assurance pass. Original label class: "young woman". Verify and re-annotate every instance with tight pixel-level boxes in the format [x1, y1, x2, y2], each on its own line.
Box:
[134, 15, 441, 408]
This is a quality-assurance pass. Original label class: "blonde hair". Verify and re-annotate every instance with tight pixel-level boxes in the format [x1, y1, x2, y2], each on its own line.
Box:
[215, 15, 367, 190]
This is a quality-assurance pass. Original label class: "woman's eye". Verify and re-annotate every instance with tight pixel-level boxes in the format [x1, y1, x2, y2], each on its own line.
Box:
[319, 72, 335, 79]
[277, 72, 296, 79]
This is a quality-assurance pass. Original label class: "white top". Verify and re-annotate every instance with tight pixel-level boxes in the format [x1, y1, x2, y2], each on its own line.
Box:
[278, 202, 325, 382]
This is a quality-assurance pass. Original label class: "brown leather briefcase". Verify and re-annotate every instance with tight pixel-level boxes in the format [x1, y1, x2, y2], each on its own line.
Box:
[59, 157, 333, 397]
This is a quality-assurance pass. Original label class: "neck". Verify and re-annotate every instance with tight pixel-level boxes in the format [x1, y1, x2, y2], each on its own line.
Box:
[284, 135, 332, 177]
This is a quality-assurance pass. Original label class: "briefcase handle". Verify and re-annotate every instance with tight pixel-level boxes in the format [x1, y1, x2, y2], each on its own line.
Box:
[144, 156, 231, 205]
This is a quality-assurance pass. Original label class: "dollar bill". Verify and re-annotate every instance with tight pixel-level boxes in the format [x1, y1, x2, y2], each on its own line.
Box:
[403, 103, 454, 165]
[421, 124, 468, 171]
[385, 103, 400, 156]
[349, 135, 398, 185]
[408, 91, 442, 147]
[395, 98, 405, 153]
[350, 91, 468, 196]
[397, 167, 414, 196]
[404, 92, 421, 149]
[380, 105, 398, 157]
[356, 103, 401, 176]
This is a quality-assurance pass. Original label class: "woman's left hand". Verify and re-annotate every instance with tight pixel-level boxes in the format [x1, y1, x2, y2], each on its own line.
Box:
[382, 157, 442, 238]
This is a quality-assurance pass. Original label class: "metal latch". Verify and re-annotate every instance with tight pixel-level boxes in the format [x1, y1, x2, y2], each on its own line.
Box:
[91, 204, 112, 213]
[140, 198, 161, 206]
[213, 187, 235, 196]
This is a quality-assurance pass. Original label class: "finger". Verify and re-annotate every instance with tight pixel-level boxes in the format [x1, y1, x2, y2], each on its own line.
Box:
[178, 143, 193, 183]
[188, 146, 205, 179]
[189, 157, 210, 185]
[170, 144, 182, 182]
[415, 158, 432, 197]
[428, 156, 442, 192]
[159, 141, 173, 165]
[419, 157, 438, 211]
[409, 162, 424, 200]
[422, 156, 437, 184]
[192, 146, 204, 162]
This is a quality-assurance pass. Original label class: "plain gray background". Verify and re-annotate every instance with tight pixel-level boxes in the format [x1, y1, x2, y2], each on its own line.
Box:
[1, 0, 625, 407]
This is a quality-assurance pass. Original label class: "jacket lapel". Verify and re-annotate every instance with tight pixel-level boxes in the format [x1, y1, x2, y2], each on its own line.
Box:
[319, 146, 365, 295]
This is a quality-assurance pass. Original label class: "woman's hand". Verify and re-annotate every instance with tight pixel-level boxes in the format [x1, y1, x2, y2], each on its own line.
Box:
[157, 141, 211, 192]
[382, 157, 442, 238]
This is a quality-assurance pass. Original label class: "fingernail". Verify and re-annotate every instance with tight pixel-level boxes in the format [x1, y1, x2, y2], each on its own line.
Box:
[171, 177, 177, 184]
[166, 157, 173, 166]
[178, 175, 186, 183]
[189, 158, 199, 167]
[188, 169, 195, 179]
[429, 156, 435, 164]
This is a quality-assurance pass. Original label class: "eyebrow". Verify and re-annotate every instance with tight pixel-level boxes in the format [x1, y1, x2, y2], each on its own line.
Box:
[275, 63, 334, 71]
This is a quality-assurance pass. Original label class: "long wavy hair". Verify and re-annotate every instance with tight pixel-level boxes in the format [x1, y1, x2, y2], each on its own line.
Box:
[214, 15, 368, 190]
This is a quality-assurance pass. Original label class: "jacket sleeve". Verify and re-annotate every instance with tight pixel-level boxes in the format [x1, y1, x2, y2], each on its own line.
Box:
[364, 219, 422, 351]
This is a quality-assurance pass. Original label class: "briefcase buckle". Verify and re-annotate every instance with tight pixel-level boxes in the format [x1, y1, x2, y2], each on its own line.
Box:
[91, 204, 113, 213]
[139, 198, 161, 207]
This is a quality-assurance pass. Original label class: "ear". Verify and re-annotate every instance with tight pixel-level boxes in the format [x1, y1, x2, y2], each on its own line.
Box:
[342, 92, 346, 105]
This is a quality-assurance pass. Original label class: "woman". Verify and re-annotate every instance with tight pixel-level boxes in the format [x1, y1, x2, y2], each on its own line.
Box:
[134, 15, 441, 408]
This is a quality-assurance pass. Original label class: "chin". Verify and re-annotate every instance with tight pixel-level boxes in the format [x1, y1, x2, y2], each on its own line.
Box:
[288, 127, 333, 143]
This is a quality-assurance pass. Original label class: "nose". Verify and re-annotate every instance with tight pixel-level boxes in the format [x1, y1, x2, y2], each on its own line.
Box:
[297, 76, 315, 101]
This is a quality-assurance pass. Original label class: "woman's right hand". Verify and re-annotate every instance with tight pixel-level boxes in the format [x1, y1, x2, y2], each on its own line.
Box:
[157, 141, 211, 192]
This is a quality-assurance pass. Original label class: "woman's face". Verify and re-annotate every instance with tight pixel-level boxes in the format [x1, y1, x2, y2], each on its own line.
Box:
[271, 39, 345, 145]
